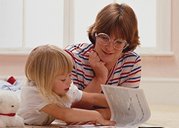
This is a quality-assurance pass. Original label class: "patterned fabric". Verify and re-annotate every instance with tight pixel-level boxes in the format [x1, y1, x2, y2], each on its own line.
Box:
[0, 79, 23, 91]
[65, 43, 141, 90]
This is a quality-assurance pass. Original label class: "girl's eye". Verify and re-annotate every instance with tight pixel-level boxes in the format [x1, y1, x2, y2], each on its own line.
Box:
[60, 79, 66, 82]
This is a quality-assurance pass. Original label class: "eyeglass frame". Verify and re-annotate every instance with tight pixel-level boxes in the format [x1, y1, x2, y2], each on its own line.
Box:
[95, 33, 129, 50]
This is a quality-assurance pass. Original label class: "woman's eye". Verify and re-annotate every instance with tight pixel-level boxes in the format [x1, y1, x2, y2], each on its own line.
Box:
[101, 36, 109, 40]
[116, 40, 123, 44]
[99, 37, 109, 42]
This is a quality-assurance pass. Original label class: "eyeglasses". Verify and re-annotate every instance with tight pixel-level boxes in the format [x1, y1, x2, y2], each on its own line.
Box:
[95, 33, 128, 50]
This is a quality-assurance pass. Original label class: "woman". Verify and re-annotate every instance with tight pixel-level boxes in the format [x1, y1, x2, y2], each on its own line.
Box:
[65, 3, 141, 93]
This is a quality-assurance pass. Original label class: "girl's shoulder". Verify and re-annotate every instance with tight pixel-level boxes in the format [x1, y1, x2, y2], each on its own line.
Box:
[67, 84, 83, 102]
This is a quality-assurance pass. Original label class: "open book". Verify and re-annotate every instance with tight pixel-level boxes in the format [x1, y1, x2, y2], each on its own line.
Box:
[101, 85, 151, 128]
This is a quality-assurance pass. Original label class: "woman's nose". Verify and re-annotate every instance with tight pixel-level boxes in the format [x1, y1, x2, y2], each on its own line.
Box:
[105, 41, 115, 51]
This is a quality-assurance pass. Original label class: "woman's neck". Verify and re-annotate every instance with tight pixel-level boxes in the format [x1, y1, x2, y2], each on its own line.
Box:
[105, 60, 117, 72]
[105, 53, 123, 71]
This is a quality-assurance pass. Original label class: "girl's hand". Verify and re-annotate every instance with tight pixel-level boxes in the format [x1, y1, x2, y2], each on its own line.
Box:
[66, 111, 115, 126]
[95, 111, 116, 126]
[88, 51, 108, 84]
[95, 108, 111, 120]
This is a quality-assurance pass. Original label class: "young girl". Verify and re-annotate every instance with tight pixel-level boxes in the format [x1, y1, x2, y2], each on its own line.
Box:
[18, 44, 115, 126]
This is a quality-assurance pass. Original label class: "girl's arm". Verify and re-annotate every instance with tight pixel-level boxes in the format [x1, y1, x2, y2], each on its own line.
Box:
[40, 104, 115, 125]
[72, 92, 112, 119]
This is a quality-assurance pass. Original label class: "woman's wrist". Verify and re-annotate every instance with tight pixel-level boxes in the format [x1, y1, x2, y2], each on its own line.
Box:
[84, 77, 107, 93]
[93, 76, 107, 85]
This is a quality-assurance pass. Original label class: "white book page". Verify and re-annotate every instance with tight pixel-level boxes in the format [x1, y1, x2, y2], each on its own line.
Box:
[101, 85, 151, 127]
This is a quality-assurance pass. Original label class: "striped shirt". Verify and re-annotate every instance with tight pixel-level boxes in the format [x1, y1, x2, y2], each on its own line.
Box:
[65, 43, 141, 90]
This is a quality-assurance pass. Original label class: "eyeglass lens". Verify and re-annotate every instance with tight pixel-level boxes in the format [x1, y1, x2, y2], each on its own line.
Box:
[96, 33, 128, 50]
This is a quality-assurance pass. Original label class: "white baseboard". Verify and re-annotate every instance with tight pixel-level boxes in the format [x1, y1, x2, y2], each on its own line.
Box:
[141, 78, 179, 105]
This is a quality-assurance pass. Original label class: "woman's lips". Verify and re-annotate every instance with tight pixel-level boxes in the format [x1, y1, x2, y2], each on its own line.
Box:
[102, 50, 113, 55]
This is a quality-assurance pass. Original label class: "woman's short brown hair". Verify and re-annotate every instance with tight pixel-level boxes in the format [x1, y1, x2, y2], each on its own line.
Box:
[88, 3, 140, 52]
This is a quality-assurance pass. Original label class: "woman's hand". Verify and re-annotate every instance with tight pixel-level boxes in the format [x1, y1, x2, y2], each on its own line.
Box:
[89, 51, 108, 84]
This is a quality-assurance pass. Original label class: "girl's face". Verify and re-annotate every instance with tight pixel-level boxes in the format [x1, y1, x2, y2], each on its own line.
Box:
[52, 73, 72, 96]
[94, 33, 128, 64]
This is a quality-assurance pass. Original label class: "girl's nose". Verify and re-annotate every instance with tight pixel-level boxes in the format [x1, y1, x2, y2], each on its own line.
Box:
[66, 76, 72, 86]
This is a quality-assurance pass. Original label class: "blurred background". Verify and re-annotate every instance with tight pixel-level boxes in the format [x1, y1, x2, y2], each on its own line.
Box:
[0, 0, 178, 105]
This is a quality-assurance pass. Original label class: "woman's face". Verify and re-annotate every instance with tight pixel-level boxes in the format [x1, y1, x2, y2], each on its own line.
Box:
[94, 33, 128, 64]
[52, 73, 72, 96]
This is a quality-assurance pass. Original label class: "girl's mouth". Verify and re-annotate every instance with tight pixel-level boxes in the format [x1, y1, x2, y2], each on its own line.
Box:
[65, 88, 69, 91]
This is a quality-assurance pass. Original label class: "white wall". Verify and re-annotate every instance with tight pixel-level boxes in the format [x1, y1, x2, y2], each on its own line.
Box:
[141, 78, 179, 105]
